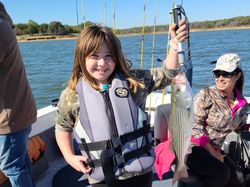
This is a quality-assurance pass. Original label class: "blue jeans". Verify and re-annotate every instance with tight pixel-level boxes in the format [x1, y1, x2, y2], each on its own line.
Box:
[0, 127, 35, 187]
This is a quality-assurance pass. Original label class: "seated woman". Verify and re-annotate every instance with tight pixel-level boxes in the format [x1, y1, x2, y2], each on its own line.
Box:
[187, 53, 248, 187]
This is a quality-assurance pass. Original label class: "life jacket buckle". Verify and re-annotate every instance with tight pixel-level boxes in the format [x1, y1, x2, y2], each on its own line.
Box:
[86, 158, 95, 168]
[112, 154, 125, 167]
[108, 137, 122, 149]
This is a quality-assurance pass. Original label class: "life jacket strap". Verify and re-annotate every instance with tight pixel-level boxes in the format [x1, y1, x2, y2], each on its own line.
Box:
[112, 142, 153, 168]
[87, 141, 153, 168]
[80, 138, 95, 167]
[79, 122, 150, 151]
[79, 123, 152, 168]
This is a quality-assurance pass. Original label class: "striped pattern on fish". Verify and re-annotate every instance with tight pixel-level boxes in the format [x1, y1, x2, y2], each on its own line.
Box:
[169, 73, 194, 184]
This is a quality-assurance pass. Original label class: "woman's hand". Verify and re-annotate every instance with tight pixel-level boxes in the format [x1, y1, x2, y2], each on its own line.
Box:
[66, 154, 92, 174]
[205, 143, 224, 163]
[210, 149, 224, 163]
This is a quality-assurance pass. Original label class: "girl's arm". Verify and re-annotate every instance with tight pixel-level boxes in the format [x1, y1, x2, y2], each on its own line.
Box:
[55, 131, 92, 173]
[164, 19, 187, 69]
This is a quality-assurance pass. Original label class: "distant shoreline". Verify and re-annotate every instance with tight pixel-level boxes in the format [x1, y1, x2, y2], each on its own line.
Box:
[17, 26, 250, 43]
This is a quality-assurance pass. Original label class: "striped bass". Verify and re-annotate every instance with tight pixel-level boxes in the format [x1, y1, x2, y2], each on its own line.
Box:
[169, 73, 194, 184]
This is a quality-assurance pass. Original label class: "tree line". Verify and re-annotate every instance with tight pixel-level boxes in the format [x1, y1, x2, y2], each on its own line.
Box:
[14, 16, 250, 36]
[116, 16, 250, 35]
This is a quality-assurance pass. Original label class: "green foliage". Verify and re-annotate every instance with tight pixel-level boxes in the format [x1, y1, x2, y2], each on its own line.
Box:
[48, 21, 66, 35]
[190, 16, 250, 30]
[14, 16, 250, 37]
[64, 25, 75, 34]
[26, 20, 39, 34]
[39, 23, 49, 34]
[14, 23, 28, 35]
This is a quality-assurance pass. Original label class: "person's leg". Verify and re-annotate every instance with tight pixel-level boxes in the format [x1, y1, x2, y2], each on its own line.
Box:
[154, 104, 171, 145]
[224, 156, 246, 187]
[0, 127, 35, 187]
[187, 146, 230, 187]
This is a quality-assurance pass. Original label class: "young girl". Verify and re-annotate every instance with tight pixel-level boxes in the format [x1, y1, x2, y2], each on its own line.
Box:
[55, 20, 187, 187]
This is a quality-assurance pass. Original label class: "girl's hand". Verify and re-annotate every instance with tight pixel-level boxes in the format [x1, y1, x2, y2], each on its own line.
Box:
[170, 19, 188, 43]
[163, 19, 188, 69]
[66, 155, 92, 174]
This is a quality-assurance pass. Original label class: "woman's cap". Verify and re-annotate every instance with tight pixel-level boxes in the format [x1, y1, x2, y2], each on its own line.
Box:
[212, 53, 241, 73]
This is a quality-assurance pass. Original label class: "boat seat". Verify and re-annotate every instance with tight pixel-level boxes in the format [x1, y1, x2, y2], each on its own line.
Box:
[32, 153, 49, 179]
[154, 104, 171, 144]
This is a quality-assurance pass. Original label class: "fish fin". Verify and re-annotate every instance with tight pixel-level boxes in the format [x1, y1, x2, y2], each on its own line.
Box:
[172, 168, 188, 185]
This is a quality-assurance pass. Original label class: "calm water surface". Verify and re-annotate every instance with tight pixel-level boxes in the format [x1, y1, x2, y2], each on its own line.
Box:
[19, 29, 250, 109]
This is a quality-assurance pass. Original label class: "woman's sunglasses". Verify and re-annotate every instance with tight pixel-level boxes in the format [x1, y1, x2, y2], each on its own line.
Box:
[213, 70, 238, 78]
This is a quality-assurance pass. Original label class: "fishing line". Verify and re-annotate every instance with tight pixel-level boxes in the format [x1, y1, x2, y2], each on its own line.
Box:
[104, 0, 106, 25]
[148, 0, 158, 114]
[140, 0, 146, 69]
[112, 0, 116, 33]
[82, 0, 86, 28]
[75, 0, 80, 33]
[150, 0, 158, 70]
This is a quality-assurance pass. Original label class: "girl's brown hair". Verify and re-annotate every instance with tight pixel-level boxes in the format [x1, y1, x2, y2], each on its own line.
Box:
[68, 25, 143, 92]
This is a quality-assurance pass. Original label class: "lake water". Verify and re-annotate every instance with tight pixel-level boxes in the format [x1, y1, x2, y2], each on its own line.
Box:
[19, 29, 250, 109]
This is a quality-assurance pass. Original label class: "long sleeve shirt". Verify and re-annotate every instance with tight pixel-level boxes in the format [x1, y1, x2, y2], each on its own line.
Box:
[55, 66, 178, 132]
[191, 86, 247, 150]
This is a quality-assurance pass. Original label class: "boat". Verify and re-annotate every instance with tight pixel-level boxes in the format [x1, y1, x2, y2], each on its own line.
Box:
[1, 86, 249, 187]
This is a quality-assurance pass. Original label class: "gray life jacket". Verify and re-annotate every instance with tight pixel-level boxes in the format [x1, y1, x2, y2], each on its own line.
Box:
[74, 74, 155, 184]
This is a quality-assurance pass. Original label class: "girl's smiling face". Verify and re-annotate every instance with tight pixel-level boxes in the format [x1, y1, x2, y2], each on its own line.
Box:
[85, 42, 115, 85]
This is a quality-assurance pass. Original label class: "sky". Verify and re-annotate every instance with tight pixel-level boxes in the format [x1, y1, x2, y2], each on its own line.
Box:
[1, 0, 250, 29]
